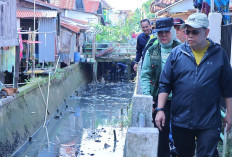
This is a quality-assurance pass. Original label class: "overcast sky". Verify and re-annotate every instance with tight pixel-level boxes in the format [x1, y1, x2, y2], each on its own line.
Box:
[106, 0, 149, 11]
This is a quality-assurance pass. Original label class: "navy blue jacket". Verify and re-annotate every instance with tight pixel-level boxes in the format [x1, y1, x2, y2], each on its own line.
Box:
[159, 39, 232, 129]
[135, 32, 150, 62]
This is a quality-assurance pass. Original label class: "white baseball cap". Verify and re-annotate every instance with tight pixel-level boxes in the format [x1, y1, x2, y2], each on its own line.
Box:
[181, 13, 209, 29]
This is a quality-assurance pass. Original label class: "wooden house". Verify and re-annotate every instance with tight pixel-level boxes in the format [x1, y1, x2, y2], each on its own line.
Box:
[150, 0, 195, 21]
[16, 0, 60, 71]
[0, 0, 18, 83]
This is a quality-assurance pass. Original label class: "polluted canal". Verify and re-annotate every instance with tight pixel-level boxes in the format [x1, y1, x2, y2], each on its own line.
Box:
[13, 82, 134, 157]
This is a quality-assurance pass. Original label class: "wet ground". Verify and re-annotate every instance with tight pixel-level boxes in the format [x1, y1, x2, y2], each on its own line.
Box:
[13, 82, 134, 157]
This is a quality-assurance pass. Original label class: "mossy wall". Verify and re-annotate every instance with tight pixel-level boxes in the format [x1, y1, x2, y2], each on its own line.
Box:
[0, 63, 92, 157]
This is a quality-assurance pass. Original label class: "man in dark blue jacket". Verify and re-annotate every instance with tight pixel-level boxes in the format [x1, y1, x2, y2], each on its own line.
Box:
[133, 19, 152, 71]
[155, 13, 232, 156]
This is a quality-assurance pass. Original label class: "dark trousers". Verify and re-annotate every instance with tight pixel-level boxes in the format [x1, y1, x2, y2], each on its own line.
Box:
[153, 100, 171, 157]
[172, 125, 220, 157]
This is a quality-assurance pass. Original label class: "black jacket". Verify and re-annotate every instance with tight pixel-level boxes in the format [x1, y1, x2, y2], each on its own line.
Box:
[135, 32, 150, 62]
[159, 39, 232, 129]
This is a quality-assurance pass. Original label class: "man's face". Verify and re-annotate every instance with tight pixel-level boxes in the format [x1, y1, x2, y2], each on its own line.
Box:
[174, 25, 186, 43]
[185, 26, 209, 50]
[157, 31, 172, 44]
[141, 21, 151, 36]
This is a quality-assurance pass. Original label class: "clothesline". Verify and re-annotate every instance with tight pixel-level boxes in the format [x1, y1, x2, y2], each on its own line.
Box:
[17, 31, 56, 34]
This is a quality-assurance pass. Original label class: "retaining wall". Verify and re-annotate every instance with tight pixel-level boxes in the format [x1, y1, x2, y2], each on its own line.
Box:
[0, 63, 92, 157]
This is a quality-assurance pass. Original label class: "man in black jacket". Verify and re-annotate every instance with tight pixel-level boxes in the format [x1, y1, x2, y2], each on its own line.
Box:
[133, 19, 152, 71]
[155, 13, 232, 156]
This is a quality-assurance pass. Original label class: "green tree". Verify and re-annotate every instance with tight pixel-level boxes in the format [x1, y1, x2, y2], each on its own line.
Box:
[142, 0, 155, 19]
[93, 0, 154, 43]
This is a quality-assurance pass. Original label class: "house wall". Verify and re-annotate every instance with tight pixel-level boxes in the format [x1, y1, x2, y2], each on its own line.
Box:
[169, 0, 194, 13]
[0, 0, 18, 47]
[38, 18, 56, 63]
[64, 10, 100, 24]
[169, 12, 193, 21]
[59, 28, 77, 63]
[60, 28, 73, 54]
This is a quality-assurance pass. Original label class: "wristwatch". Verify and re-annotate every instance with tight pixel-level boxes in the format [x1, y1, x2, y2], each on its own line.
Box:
[155, 107, 165, 112]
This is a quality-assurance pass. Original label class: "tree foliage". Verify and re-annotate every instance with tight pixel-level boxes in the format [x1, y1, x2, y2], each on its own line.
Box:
[94, 0, 154, 43]
[142, 0, 155, 19]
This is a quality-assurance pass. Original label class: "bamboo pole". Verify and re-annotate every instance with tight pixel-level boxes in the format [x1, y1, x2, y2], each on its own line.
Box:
[32, 0, 36, 78]
[13, 46, 20, 88]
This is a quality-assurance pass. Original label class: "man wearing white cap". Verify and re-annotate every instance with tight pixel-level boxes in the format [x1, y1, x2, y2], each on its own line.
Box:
[155, 13, 232, 156]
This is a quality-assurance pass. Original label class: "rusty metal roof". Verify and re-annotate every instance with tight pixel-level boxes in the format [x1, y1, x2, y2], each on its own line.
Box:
[150, 0, 180, 13]
[61, 18, 88, 33]
[49, 0, 75, 10]
[25, 0, 61, 9]
[84, 0, 100, 13]
[61, 23, 81, 33]
[17, 9, 57, 18]
[62, 16, 89, 25]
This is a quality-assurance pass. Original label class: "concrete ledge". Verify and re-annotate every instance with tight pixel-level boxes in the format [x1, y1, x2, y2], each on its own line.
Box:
[0, 63, 91, 157]
[125, 127, 159, 157]
[131, 94, 153, 127]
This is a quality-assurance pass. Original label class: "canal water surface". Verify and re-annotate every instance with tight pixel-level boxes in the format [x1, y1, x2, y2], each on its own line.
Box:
[13, 82, 134, 157]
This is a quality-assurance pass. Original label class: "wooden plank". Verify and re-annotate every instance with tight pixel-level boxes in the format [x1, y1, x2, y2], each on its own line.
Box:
[0, 5, 3, 37]
[0, 0, 18, 47]
[26, 43, 29, 71]
[14, 46, 20, 88]
[0, 1, 7, 5]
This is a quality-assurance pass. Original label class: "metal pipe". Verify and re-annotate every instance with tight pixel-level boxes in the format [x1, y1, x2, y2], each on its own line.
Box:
[210, 0, 214, 13]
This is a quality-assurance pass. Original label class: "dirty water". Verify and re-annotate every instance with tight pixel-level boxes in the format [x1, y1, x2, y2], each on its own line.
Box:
[13, 82, 134, 157]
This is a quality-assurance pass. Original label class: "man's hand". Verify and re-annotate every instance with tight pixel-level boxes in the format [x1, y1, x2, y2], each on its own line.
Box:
[133, 63, 138, 71]
[223, 113, 232, 132]
[155, 111, 165, 131]
[224, 98, 232, 132]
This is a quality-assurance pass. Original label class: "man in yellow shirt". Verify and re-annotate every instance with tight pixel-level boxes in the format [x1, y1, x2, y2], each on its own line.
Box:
[155, 13, 232, 156]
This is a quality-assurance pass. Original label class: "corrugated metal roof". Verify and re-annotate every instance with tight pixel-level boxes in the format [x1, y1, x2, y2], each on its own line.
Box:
[100, 0, 112, 9]
[84, 0, 100, 13]
[153, 0, 185, 15]
[17, 9, 57, 18]
[61, 18, 88, 33]
[150, 0, 180, 13]
[61, 23, 80, 33]
[62, 16, 89, 25]
[49, 0, 75, 10]
[25, 0, 61, 9]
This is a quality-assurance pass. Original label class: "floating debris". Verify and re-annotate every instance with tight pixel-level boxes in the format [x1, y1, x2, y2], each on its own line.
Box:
[95, 140, 101, 143]
[104, 143, 111, 149]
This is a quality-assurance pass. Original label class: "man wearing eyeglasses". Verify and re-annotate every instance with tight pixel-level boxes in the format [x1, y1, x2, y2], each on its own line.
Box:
[174, 18, 186, 43]
[155, 13, 232, 156]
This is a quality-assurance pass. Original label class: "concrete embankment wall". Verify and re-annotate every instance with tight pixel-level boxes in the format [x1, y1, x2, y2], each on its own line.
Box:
[0, 63, 92, 157]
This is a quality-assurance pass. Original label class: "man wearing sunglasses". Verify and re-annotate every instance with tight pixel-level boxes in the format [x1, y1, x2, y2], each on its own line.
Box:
[174, 18, 186, 43]
[155, 13, 232, 156]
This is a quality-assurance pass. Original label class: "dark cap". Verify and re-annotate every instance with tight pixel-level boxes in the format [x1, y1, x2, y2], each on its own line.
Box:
[155, 17, 174, 32]
[151, 22, 156, 27]
[174, 18, 185, 25]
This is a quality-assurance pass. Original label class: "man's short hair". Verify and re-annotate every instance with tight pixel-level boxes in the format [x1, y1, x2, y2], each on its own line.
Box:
[140, 19, 150, 25]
